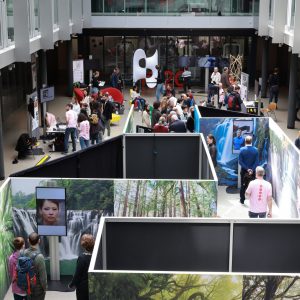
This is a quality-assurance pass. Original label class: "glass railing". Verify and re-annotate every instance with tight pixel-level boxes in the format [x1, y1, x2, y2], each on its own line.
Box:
[92, 0, 259, 16]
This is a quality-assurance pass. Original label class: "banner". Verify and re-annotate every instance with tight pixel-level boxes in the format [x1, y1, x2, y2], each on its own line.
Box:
[73, 59, 84, 83]
[240, 72, 249, 101]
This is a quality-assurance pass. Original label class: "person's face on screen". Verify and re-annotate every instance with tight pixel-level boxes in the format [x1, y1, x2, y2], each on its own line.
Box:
[237, 129, 241, 137]
[40, 200, 59, 225]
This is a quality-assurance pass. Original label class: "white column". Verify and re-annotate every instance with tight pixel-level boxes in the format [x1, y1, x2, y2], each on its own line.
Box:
[72, 0, 83, 34]
[292, 1, 300, 54]
[13, 0, 31, 62]
[258, 0, 269, 36]
[83, 0, 91, 28]
[272, 0, 288, 44]
[58, 0, 71, 40]
[39, 0, 54, 49]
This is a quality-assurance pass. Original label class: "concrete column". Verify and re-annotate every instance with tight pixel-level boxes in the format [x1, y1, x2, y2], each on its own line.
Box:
[248, 35, 257, 87]
[0, 72, 5, 180]
[261, 38, 269, 98]
[287, 53, 298, 129]
[67, 40, 74, 96]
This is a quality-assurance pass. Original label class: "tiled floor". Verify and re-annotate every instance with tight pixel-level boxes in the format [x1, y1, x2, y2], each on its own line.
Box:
[3, 85, 299, 299]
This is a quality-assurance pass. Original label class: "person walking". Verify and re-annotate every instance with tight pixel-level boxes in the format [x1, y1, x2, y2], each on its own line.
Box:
[101, 93, 114, 137]
[268, 67, 279, 104]
[221, 67, 230, 91]
[9, 237, 27, 300]
[238, 136, 259, 204]
[77, 113, 90, 149]
[246, 166, 272, 218]
[23, 233, 47, 300]
[63, 103, 77, 154]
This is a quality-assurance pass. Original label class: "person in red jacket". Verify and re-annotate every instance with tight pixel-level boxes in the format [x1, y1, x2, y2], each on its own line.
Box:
[153, 116, 169, 133]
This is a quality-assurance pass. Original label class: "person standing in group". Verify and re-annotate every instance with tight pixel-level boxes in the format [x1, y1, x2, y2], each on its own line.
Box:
[246, 166, 272, 218]
[69, 234, 95, 300]
[63, 103, 77, 154]
[77, 113, 90, 150]
[90, 70, 101, 94]
[238, 136, 259, 204]
[207, 134, 217, 167]
[151, 101, 162, 128]
[218, 82, 225, 109]
[221, 67, 230, 91]
[110, 67, 123, 91]
[208, 67, 221, 103]
[101, 93, 114, 137]
[268, 67, 279, 104]
[295, 131, 300, 150]
[23, 233, 47, 300]
[155, 65, 164, 101]
[142, 104, 151, 128]
[182, 67, 192, 93]
[9, 237, 27, 300]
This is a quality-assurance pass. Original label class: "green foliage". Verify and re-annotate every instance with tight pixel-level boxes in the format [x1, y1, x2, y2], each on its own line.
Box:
[114, 180, 217, 218]
[0, 180, 14, 300]
[89, 273, 242, 300]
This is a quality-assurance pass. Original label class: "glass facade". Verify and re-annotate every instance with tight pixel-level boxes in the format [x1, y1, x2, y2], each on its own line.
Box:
[290, 0, 295, 29]
[53, 0, 59, 28]
[92, 0, 259, 15]
[269, 0, 274, 22]
[6, 0, 14, 42]
[90, 34, 251, 88]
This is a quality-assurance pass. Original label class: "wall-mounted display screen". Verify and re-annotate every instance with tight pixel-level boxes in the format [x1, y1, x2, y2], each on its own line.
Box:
[36, 187, 67, 236]
[232, 119, 254, 154]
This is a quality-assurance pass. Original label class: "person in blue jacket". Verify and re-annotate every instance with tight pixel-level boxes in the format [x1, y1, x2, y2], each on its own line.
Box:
[238, 135, 259, 204]
[233, 129, 245, 151]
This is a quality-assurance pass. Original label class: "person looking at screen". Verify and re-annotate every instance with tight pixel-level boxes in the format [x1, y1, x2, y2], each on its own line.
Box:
[233, 129, 245, 150]
[69, 234, 95, 300]
[38, 200, 60, 225]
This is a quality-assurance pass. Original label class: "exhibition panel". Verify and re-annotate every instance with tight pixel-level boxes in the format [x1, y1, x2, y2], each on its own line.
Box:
[0, 179, 13, 300]
[124, 134, 214, 180]
[199, 117, 269, 186]
[267, 119, 300, 219]
[89, 217, 300, 299]
[10, 135, 124, 178]
[114, 179, 217, 218]
[198, 106, 256, 118]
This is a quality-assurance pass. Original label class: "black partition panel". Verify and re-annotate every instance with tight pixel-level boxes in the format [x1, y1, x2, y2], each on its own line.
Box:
[10, 135, 123, 178]
[125, 135, 200, 179]
[232, 224, 300, 273]
[198, 106, 255, 117]
[105, 222, 230, 272]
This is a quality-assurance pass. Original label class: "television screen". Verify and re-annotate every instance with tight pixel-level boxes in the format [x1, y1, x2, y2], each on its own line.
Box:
[232, 119, 254, 154]
[40, 86, 55, 103]
[198, 56, 216, 68]
[36, 187, 67, 236]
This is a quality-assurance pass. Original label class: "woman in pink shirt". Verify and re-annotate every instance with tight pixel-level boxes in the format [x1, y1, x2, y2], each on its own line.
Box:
[8, 237, 27, 300]
[77, 113, 90, 150]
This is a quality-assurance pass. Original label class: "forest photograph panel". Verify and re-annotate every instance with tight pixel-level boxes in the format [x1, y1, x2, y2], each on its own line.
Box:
[114, 180, 217, 218]
[89, 273, 242, 300]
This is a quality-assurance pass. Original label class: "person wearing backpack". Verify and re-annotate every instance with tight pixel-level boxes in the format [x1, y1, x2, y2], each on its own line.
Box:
[23, 232, 47, 300]
[226, 86, 242, 111]
[9, 237, 27, 300]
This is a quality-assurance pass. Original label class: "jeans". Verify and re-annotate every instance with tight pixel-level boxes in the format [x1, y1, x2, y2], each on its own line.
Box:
[137, 98, 145, 111]
[208, 84, 219, 103]
[64, 127, 76, 152]
[156, 83, 164, 101]
[79, 137, 90, 149]
[91, 132, 102, 144]
[14, 295, 27, 300]
[183, 77, 191, 93]
[102, 116, 111, 136]
[249, 211, 267, 218]
[269, 85, 279, 103]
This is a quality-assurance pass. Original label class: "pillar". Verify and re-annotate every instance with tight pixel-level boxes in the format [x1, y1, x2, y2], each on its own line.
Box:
[287, 53, 298, 129]
[67, 40, 73, 97]
[248, 35, 257, 87]
[0, 72, 5, 180]
[261, 38, 269, 98]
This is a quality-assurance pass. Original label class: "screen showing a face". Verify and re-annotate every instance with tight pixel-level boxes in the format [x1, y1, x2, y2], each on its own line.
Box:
[232, 119, 254, 154]
[36, 187, 67, 236]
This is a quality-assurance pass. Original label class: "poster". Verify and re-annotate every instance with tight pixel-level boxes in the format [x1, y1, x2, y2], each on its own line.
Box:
[73, 59, 84, 83]
[240, 72, 249, 101]
[32, 97, 39, 131]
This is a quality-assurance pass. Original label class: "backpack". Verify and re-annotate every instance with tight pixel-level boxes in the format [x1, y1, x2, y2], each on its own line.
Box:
[227, 94, 240, 111]
[15, 251, 39, 295]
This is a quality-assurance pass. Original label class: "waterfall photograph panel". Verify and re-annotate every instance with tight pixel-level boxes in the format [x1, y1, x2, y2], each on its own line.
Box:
[199, 117, 269, 186]
[11, 178, 114, 275]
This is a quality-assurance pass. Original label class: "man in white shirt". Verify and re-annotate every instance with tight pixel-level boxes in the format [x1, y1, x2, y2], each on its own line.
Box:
[208, 67, 221, 103]
[63, 103, 77, 153]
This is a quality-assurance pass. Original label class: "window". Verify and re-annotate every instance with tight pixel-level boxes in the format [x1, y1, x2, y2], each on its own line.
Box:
[269, 0, 274, 22]
[6, 0, 14, 42]
[53, 0, 59, 28]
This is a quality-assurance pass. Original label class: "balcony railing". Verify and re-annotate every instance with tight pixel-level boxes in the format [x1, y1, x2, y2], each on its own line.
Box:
[92, 0, 259, 16]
